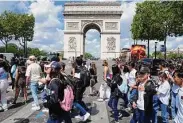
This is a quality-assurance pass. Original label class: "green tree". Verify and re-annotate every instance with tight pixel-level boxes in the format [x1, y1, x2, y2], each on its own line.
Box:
[14, 14, 35, 58]
[84, 52, 93, 59]
[131, 1, 183, 58]
[0, 11, 17, 52]
[131, 1, 164, 58]
[151, 51, 164, 59]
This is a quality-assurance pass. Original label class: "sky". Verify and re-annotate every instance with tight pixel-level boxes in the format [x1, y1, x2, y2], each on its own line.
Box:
[0, 0, 182, 57]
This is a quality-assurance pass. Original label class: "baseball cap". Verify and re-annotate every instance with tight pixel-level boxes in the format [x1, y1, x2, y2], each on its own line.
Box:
[44, 61, 61, 70]
[139, 67, 150, 74]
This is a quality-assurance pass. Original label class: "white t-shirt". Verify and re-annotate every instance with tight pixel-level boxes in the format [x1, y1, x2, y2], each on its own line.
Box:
[172, 84, 180, 94]
[137, 82, 145, 110]
[157, 80, 170, 105]
[26, 63, 42, 82]
[128, 69, 137, 86]
[174, 87, 183, 123]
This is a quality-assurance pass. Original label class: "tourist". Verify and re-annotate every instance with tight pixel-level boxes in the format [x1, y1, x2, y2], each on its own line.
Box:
[89, 62, 98, 96]
[173, 69, 183, 123]
[0, 60, 9, 111]
[12, 60, 27, 104]
[26, 55, 42, 111]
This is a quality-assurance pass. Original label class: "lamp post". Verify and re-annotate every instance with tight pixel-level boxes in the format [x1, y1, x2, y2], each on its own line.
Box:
[155, 41, 158, 59]
[163, 21, 167, 60]
[178, 47, 180, 57]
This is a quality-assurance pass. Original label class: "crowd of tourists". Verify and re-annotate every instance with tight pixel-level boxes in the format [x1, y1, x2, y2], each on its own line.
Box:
[0, 54, 183, 123]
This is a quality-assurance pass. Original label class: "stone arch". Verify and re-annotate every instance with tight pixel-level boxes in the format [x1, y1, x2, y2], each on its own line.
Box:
[63, 2, 122, 59]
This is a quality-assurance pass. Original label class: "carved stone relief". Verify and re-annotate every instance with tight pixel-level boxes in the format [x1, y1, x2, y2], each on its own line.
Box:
[67, 22, 79, 30]
[81, 20, 103, 29]
[68, 37, 77, 51]
[106, 37, 116, 51]
[105, 22, 118, 30]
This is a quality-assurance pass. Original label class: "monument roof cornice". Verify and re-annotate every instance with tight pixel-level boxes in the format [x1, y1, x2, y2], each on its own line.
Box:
[63, 11, 122, 15]
[64, 1, 121, 6]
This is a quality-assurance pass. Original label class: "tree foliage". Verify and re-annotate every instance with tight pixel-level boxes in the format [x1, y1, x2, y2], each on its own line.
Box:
[0, 43, 46, 57]
[84, 52, 93, 59]
[0, 11, 17, 52]
[0, 11, 35, 57]
[131, 1, 183, 58]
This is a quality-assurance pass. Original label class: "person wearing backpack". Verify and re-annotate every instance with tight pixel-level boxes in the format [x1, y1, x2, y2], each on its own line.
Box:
[74, 56, 90, 120]
[42, 61, 72, 123]
[12, 60, 27, 104]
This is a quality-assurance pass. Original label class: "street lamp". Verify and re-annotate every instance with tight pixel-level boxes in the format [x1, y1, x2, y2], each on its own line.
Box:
[178, 47, 180, 57]
[155, 41, 158, 59]
[163, 21, 167, 60]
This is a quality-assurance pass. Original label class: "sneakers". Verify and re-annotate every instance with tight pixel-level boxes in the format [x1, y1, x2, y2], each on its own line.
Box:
[83, 112, 90, 121]
[32, 103, 36, 107]
[97, 98, 104, 102]
[0, 106, 8, 112]
[42, 108, 49, 113]
[118, 112, 122, 118]
[31, 106, 40, 111]
[75, 115, 84, 120]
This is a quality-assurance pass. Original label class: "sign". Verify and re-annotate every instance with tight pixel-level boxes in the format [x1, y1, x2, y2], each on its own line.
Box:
[160, 45, 165, 52]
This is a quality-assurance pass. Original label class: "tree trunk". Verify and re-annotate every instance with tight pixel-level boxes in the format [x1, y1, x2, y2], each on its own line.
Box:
[147, 39, 150, 58]
[5, 41, 7, 53]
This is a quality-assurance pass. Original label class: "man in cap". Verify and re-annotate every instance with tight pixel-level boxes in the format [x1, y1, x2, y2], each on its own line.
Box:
[130, 67, 153, 123]
[26, 55, 42, 110]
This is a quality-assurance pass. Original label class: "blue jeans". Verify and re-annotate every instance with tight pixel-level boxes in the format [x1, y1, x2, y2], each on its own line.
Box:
[47, 112, 72, 123]
[73, 102, 87, 116]
[127, 88, 137, 104]
[108, 96, 119, 121]
[30, 82, 39, 106]
[152, 96, 169, 123]
[122, 94, 128, 108]
[171, 91, 178, 119]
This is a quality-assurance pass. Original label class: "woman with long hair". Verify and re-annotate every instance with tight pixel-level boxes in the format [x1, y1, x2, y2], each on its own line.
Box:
[98, 60, 112, 102]
[89, 62, 98, 96]
[12, 60, 27, 104]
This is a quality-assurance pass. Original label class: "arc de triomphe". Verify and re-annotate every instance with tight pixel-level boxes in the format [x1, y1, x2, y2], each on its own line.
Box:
[63, 2, 122, 59]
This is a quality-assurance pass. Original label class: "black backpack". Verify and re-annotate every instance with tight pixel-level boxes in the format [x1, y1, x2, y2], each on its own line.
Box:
[76, 66, 91, 88]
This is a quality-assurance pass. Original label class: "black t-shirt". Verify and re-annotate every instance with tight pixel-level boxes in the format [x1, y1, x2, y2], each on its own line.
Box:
[89, 68, 95, 75]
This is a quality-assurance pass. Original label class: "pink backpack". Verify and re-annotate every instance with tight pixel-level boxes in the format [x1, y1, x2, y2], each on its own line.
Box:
[59, 85, 74, 111]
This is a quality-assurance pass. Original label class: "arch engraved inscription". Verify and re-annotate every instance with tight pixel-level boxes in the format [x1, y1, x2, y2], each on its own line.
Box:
[106, 37, 116, 52]
[68, 37, 77, 51]
[67, 22, 79, 30]
[105, 22, 118, 30]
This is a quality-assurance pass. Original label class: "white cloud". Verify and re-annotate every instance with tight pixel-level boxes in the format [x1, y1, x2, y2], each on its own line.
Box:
[120, 2, 136, 39]
[28, 0, 64, 52]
